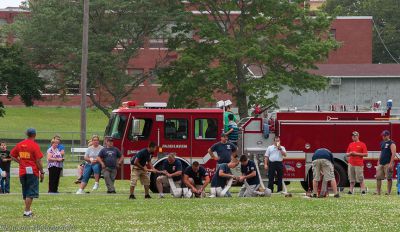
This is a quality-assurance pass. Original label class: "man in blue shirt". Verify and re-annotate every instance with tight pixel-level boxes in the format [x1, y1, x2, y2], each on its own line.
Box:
[376, 130, 397, 195]
[183, 161, 210, 197]
[208, 133, 238, 166]
[312, 148, 339, 198]
[238, 155, 267, 197]
[156, 153, 183, 198]
[210, 160, 239, 197]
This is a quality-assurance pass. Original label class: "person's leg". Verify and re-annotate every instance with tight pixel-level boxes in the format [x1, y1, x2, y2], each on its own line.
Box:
[141, 170, 151, 197]
[376, 179, 382, 195]
[330, 179, 338, 195]
[54, 168, 62, 193]
[267, 162, 275, 192]
[276, 162, 284, 192]
[156, 176, 165, 194]
[348, 165, 355, 193]
[92, 164, 101, 189]
[386, 165, 393, 194]
[130, 168, 139, 197]
[48, 167, 56, 193]
[376, 165, 384, 195]
[79, 164, 92, 191]
[5, 170, 10, 193]
[110, 169, 117, 192]
[312, 160, 320, 196]
[25, 198, 33, 212]
[103, 169, 112, 192]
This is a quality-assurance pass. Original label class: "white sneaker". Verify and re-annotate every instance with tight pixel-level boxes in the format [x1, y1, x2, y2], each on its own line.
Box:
[159, 193, 165, 198]
[76, 189, 84, 194]
[92, 182, 99, 190]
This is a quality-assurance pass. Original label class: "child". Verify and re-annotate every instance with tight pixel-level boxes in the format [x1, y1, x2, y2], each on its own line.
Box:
[225, 114, 239, 146]
[0, 141, 11, 193]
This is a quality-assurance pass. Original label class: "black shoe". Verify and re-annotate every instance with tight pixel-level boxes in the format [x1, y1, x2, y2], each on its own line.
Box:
[311, 194, 318, 198]
[111, 191, 116, 194]
[129, 194, 136, 199]
[334, 194, 340, 198]
[361, 190, 366, 195]
[347, 191, 353, 195]
[107, 191, 112, 194]
[144, 194, 151, 199]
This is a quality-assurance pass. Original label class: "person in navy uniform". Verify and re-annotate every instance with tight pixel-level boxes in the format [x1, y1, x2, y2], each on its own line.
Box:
[183, 161, 210, 197]
[208, 133, 238, 166]
[156, 153, 183, 198]
[210, 160, 239, 197]
[238, 155, 264, 197]
[376, 130, 397, 195]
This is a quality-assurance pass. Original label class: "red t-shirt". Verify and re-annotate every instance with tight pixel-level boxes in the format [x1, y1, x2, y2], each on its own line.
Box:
[346, 141, 368, 166]
[11, 139, 43, 177]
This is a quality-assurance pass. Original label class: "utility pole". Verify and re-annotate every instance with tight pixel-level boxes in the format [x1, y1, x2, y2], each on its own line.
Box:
[80, 0, 89, 147]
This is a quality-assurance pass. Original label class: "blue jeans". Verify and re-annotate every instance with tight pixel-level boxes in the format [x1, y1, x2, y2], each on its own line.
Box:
[82, 163, 101, 184]
[0, 171, 10, 193]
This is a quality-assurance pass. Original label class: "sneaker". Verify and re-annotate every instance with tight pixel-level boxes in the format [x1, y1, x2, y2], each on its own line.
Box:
[76, 189, 84, 194]
[361, 190, 366, 196]
[92, 182, 99, 190]
[74, 180, 81, 184]
[347, 191, 353, 195]
[144, 194, 151, 199]
[129, 194, 136, 199]
[159, 193, 165, 198]
[23, 212, 33, 218]
[334, 193, 340, 198]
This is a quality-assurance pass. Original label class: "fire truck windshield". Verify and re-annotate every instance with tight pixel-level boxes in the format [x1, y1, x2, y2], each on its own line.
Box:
[105, 113, 127, 139]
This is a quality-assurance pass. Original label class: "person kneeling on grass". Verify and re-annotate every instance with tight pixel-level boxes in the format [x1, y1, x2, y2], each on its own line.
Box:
[156, 153, 183, 198]
[238, 155, 271, 197]
[97, 136, 123, 194]
[76, 135, 104, 194]
[183, 161, 210, 198]
[209, 160, 239, 197]
[312, 148, 340, 198]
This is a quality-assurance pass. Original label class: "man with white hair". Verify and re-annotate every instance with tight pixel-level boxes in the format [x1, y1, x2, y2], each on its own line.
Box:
[209, 160, 239, 197]
[156, 153, 183, 198]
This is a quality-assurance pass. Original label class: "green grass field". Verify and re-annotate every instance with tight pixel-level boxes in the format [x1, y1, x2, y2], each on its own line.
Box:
[1, 177, 400, 231]
[0, 107, 108, 140]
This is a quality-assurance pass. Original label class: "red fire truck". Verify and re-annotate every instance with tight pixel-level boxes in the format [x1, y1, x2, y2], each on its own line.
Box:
[105, 101, 399, 192]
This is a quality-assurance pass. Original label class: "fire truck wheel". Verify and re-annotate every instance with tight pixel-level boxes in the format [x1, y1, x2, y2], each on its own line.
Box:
[333, 162, 349, 188]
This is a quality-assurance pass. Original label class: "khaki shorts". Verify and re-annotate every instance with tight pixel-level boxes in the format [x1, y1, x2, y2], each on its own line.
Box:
[130, 167, 150, 187]
[376, 164, 393, 180]
[312, 159, 334, 182]
[156, 175, 181, 188]
[348, 165, 364, 183]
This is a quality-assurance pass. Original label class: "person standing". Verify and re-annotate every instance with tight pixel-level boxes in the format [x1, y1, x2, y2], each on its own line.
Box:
[47, 139, 64, 193]
[183, 161, 210, 197]
[225, 114, 239, 146]
[10, 128, 44, 217]
[312, 148, 340, 198]
[223, 104, 237, 132]
[376, 130, 397, 195]
[0, 141, 12, 193]
[129, 142, 157, 199]
[76, 135, 104, 194]
[264, 136, 286, 193]
[346, 131, 368, 195]
[97, 136, 123, 194]
[156, 153, 183, 198]
[208, 133, 238, 166]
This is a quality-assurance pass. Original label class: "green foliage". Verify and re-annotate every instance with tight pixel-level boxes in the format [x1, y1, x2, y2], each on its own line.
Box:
[158, 0, 337, 117]
[324, 0, 400, 63]
[12, 0, 184, 118]
[0, 45, 44, 117]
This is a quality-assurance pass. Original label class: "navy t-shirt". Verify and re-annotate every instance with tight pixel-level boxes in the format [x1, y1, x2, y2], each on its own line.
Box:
[133, 148, 152, 167]
[211, 142, 237, 164]
[162, 159, 183, 181]
[380, 140, 395, 165]
[312, 148, 334, 163]
[98, 147, 122, 169]
[211, 163, 232, 187]
[184, 166, 209, 185]
[241, 160, 260, 186]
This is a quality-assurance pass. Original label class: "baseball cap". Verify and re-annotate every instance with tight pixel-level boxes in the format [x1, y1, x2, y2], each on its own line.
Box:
[352, 131, 359, 136]
[381, 130, 390, 136]
[221, 133, 228, 137]
[26, 128, 36, 135]
[105, 136, 114, 141]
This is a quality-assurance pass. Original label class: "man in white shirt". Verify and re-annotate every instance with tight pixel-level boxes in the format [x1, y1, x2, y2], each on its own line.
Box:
[264, 136, 287, 192]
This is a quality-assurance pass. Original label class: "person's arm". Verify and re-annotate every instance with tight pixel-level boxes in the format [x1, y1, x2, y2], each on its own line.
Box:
[183, 174, 196, 191]
[219, 169, 235, 179]
[208, 145, 219, 161]
[97, 155, 106, 169]
[280, 146, 287, 158]
[134, 158, 145, 170]
[35, 158, 45, 182]
[10, 148, 20, 163]
[225, 128, 233, 135]
[83, 151, 91, 163]
[346, 145, 353, 156]
[240, 171, 257, 181]
[201, 175, 211, 192]
[389, 143, 396, 170]
[264, 148, 270, 170]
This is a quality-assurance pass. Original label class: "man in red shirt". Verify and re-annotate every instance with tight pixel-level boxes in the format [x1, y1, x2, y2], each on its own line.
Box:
[11, 128, 44, 217]
[346, 131, 368, 195]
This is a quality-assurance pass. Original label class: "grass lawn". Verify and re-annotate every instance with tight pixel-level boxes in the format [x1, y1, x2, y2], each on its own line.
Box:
[1, 177, 399, 231]
[0, 107, 108, 140]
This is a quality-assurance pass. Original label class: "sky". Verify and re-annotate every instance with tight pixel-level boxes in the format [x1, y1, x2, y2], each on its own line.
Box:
[0, 0, 24, 9]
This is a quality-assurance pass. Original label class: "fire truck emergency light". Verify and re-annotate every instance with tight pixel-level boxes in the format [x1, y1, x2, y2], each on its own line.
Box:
[144, 102, 167, 109]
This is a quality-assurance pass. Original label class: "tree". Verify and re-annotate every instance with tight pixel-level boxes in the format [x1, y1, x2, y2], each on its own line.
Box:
[12, 0, 184, 118]
[0, 44, 44, 117]
[158, 0, 338, 118]
[324, 0, 400, 63]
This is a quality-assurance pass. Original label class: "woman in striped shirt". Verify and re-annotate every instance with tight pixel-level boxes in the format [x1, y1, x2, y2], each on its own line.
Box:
[47, 139, 64, 193]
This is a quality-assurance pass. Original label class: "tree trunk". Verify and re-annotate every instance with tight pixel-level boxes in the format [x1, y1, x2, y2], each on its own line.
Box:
[235, 89, 248, 119]
[234, 60, 249, 119]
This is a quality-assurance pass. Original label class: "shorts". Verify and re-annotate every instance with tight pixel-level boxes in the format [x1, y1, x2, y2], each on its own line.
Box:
[348, 165, 364, 183]
[312, 159, 334, 182]
[376, 164, 393, 180]
[81, 163, 101, 183]
[156, 175, 182, 188]
[20, 174, 39, 200]
[130, 167, 150, 187]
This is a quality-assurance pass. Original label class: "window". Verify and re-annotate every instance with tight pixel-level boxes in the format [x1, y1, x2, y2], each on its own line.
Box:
[165, 119, 188, 140]
[148, 69, 160, 85]
[105, 114, 127, 139]
[329, 29, 336, 40]
[194, 118, 218, 140]
[39, 69, 59, 94]
[129, 118, 153, 140]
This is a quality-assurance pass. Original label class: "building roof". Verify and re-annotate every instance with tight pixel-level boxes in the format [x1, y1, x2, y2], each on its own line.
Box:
[310, 64, 400, 78]
[0, 7, 28, 12]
